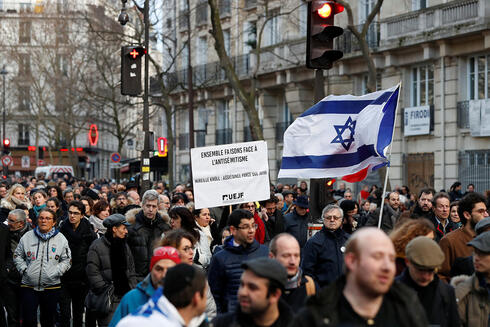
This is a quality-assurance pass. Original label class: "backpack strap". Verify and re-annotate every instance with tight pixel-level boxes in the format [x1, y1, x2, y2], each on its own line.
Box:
[305, 275, 316, 296]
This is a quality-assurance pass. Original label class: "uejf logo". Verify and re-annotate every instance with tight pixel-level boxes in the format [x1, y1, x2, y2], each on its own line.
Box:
[222, 192, 244, 202]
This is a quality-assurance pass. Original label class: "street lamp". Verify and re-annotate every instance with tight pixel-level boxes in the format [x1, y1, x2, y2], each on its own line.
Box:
[0, 66, 7, 152]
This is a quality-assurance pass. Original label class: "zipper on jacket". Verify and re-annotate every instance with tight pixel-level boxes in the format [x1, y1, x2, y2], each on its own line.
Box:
[38, 239, 44, 288]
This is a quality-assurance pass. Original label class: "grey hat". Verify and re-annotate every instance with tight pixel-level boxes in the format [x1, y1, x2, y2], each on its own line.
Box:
[475, 217, 490, 235]
[468, 231, 490, 253]
[405, 236, 445, 269]
[241, 257, 288, 288]
[102, 213, 130, 228]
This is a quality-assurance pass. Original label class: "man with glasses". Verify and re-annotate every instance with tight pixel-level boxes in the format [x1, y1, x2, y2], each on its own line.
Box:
[397, 236, 460, 327]
[208, 209, 268, 313]
[439, 193, 488, 282]
[301, 204, 350, 288]
[453, 231, 490, 327]
[113, 192, 129, 214]
[430, 192, 458, 242]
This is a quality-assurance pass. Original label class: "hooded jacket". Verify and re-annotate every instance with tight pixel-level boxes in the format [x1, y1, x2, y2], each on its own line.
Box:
[452, 274, 490, 327]
[208, 236, 269, 313]
[284, 208, 310, 248]
[13, 228, 72, 291]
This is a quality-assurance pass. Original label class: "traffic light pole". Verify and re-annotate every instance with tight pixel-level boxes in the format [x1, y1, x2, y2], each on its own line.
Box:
[140, 0, 151, 193]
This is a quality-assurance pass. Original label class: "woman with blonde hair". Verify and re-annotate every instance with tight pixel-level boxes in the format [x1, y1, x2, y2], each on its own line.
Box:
[390, 218, 436, 276]
[0, 184, 32, 223]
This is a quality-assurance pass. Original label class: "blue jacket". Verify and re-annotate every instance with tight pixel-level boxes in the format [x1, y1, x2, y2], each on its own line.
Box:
[109, 274, 156, 327]
[208, 236, 268, 313]
[301, 226, 349, 288]
[284, 209, 310, 248]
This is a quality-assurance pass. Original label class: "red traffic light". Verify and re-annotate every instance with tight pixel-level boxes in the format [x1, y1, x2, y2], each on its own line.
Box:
[3, 139, 10, 147]
[318, 3, 332, 18]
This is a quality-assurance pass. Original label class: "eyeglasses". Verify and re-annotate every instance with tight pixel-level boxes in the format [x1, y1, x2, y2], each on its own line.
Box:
[324, 215, 342, 221]
[237, 224, 258, 231]
[68, 211, 82, 216]
[38, 216, 54, 221]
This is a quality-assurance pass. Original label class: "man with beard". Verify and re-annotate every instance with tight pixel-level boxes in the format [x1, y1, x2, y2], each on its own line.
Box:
[366, 192, 401, 233]
[397, 237, 460, 327]
[212, 257, 293, 327]
[113, 192, 129, 214]
[208, 209, 269, 313]
[439, 193, 488, 282]
[429, 192, 458, 242]
[290, 228, 428, 327]
[400, 188, 436, 220]
[269, 233, 317, 310]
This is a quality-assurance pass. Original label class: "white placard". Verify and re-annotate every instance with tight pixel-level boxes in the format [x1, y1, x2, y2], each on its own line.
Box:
[191, 141, 270, 209]
[404, 106, 431, 136]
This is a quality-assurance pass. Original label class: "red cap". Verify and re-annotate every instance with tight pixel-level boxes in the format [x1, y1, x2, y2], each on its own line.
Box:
[150, 246, 181, 271]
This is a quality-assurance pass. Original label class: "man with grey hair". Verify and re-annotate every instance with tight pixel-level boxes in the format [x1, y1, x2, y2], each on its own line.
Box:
[301, 204, 350, 288]
[127, 190, 141, 206]
[127, 190, 171, 281]
[4, 209, 31, 327]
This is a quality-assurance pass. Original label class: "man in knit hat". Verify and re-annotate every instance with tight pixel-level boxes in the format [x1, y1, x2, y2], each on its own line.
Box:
[109, 246, 181, 326]
[397, 236, 460, 327]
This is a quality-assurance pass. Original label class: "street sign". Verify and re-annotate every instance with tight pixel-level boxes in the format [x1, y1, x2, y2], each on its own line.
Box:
[111, 152, 121, 163]
[21, 156, 30, 168]
[1, 155, 13, 167]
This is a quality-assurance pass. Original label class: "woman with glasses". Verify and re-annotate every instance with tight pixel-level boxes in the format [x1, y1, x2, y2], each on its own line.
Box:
[59, 201, 97, 327]
[169, 206, 212, 269]
[14, 208, 72, 327]
[0, 184, 32, 224]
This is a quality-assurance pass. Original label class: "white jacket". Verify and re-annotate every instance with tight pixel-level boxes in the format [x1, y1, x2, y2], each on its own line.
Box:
[14, 229, 71, 291]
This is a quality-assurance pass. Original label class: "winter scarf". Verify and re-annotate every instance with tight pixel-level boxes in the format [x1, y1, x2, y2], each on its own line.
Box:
[33, 204, 47, 217]
[34, 226, 59, 241]
[106, 232, 130, 296]
[286, 267, 303, 290]
[89, 215, 107, 234]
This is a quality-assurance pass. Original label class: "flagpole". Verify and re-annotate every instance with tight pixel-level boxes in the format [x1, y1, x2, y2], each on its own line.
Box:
[377, 83, 402, 229]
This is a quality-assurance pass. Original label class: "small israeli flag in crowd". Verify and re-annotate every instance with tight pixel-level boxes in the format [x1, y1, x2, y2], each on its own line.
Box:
[278, 84, 400, 182]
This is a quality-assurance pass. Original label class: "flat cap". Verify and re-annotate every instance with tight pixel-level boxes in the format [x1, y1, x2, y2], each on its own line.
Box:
[102, 213, 130, 228]
[475, 217, 490, 235]
[468, 231, 490, 253]
[241, 257, 288, 288]
[405, 236, 445, 269]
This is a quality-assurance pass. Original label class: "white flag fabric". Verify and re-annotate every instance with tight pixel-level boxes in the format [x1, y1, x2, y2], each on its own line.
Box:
[278, 84, 400, 180]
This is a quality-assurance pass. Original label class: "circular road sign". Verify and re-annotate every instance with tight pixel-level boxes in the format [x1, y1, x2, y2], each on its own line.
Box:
[111, 152, 121, 163]
[1, 155, 13, 167]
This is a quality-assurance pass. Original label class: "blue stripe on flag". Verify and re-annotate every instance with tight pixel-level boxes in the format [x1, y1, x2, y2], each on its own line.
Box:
[280, 144, 378, 169]
[376, 87, 399, 158]
[299, 91, 393, 117]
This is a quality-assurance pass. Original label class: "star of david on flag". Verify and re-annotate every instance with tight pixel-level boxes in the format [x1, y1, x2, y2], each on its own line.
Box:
[278, 84, 400, 182]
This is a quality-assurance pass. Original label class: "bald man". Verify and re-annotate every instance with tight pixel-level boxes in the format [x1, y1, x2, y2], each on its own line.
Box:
[291, 228, 428, 327]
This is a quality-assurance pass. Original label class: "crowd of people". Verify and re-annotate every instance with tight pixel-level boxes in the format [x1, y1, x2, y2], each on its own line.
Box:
[0, 175, 489, 327]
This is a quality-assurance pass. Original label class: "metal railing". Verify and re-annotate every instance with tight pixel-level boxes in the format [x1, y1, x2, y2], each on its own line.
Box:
[216, 128, 232, 145]
[336, 22, 379, 54]
[459, 150, 490, 193]
[457, 100, 470, 129]
[178, 133, 189, 150]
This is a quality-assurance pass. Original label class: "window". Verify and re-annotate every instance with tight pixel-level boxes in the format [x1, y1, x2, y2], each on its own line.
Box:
[57, 23, 68, 44]
[196, 0, 207, 25]
[411, 65, 434, 106]
[468, 55, 490, 100]
[18, 124, 29, 145]
[243, 21, 256, 53]
[459, 150, 490, 193]
[276, 100, 293, 142]
[181, 43, 189, 69]
[196, 106, 208, 147]
[361, 73, 382, 94]
[263, 10, 280, 46]
[411, 0, 426, 11]
[216, 100, 232, 144]
[18, 86, 30, 111]
[219, 0, 231, 16]
[223, 29, 231, 55]
[19, 54, 31, 76]
[359, 0, 375, 24]
[196, 37, 207, 65]
[57, 55, 68, 76]
[299, 3, 307, 36]
[19, 21, 31, 43]
[178, 109, 189, 150]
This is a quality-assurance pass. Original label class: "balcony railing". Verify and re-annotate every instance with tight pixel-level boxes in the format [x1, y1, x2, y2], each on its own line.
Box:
[335, 22, 379, 55]
[380, 0, 481, 46]
[457, 100, 470, 129]
[275, 122, 291, 143]
[216, 128, 232, 145]
[179, 133, 189, 150]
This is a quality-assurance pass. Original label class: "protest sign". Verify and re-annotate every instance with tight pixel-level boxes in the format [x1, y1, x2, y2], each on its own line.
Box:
[191, 141, 270, 209]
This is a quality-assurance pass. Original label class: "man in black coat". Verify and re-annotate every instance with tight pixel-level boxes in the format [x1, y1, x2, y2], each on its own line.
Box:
[259, 194, 285, 240]
[430, 192, 459, 242]
[290, 228, 428, 327]
[127, 190, 171, 281]
[284, 196, 310, 248]
[397, 236, 461, 327]
[0, 221, 9, 327]
[212, 257, 293, 327]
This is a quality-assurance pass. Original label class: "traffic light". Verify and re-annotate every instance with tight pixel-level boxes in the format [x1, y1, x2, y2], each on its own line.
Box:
[3, 138, 10, 154]
[306, 0, 344, 69]
[121, 45, 145, 96]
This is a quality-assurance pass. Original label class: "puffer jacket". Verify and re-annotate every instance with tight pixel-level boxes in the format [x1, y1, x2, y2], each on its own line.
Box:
[86, 236, 137, 295]
[127, 210, 171, 280]
[14, 228, 71, 291]
[301, 226, 349, 288]
[208, 236, 269, 313]
[60, 218, 97, 287]
[452, 274, 490, 327]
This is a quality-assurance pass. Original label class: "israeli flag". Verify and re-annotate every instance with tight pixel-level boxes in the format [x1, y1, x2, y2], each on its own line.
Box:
[278, 84, 400, 179]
